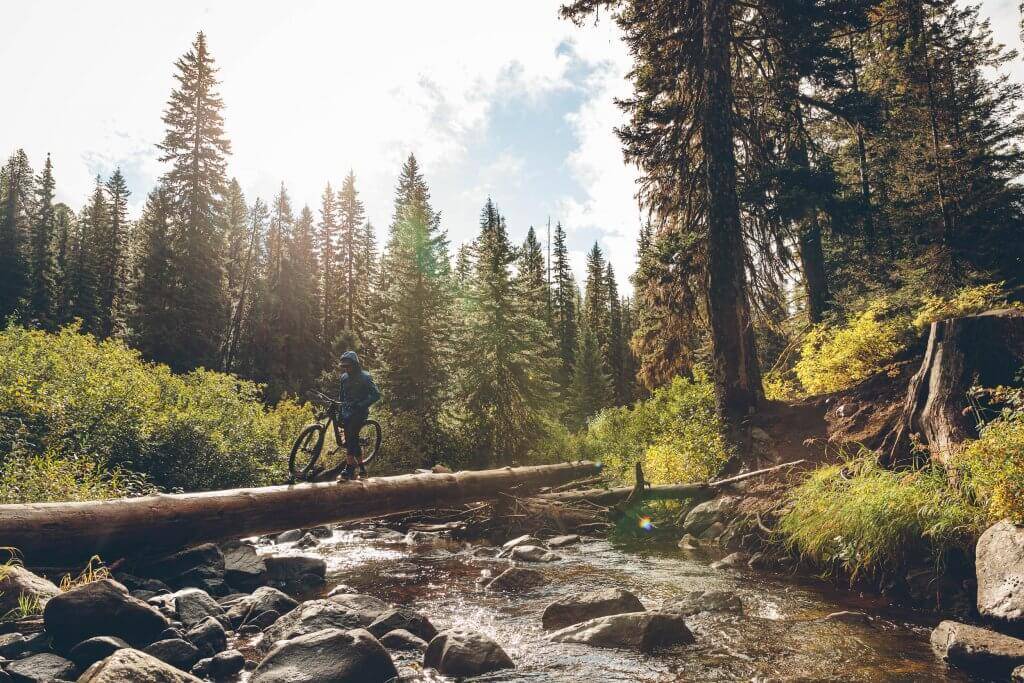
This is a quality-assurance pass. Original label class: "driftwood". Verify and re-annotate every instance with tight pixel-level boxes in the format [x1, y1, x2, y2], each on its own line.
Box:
[0, 461, 599, 567]
[883, 309, 1024, 466]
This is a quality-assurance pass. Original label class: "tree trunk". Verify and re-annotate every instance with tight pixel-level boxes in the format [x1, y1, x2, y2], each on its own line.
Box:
[0, 462, 599, 567]
[701, 0, 763, 447]
[882, 310, 1024, 466]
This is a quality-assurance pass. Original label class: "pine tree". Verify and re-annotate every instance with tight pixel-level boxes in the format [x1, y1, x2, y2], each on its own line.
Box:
[336, 171, 367, 337]
[582, 242, 610, 356]
[67, 176, 108, 331]
[28, 154, 58, 328]
[317, 182, 340, 350]
[53, 203, 75, 323]
[605, 263, 626, 405]
[223, 198, 267, 373]
[222, 179, 249, 306]
[130, 185, 177, 364]
[551, 221, 576, 388]
[158, 31, 231, 370]
[570, 318, 611, 429]
[515, 226, 551, 327]
[286, 205, 322, 393]
[94, 168, 130, 337]
[0, 150, 32, 322]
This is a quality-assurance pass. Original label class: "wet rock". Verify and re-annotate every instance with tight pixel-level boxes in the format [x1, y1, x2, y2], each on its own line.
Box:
[112, 573, 170, 594]
[548, 611, 695, 653]
[135, 544, 227, 596]
[470, 546, 501, 559]
[249, 610, 281, 630]
[326, 593, 390, 624]
[682, 496, 740, 537]
[142, 639, 200, 671]
[68, 637, 129, 670]
[220, 541, 267, 592]
[379, 629, 428, 651]
[547, 534, 580, 548]
[263, 555, 326, 587]
[699, 521, 726, 541]
[251, 628, 397, 683]
[225, 586, 297, 628]
[423, 629, 514, 678]
[367, 608, 437, 641]
[6, 653, 77, 682]
[42, 579, 169, 649]
[237, 624, 261, 636]
[259, 600, 368, 652]
[677, 534, 700, 550]
[510, 545, 560, 563]
[0, 633, 27, 659]
[158, 628, 184, 641]
[294, 533, 319, 549]
[402, 531, 441, 545]
[274, 530, 303, 544]
[18, 632, 49, 657]
[710, 551, 750, 570]
[931, 619, 1024, 677]
[976, 520, 1024, 622]
[78, 648, 202, 682]
[500, 535, 540, 553]
[485, 566, 544, 592]
[185, 617, 226, 658]
[542, 589, 645, 630]
[662, 590, 742, 616]
[207, 649, 245, 680]
[168, 588, 226, 629]
[307, 526, 332, 538]
[0, 567, 59, 617]
[821, 610, 872, 626]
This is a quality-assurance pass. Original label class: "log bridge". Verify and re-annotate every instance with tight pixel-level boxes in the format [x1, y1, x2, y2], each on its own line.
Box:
[0, 461, 600, 567]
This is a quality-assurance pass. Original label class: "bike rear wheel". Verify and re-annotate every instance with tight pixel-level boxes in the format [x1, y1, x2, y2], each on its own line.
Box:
[357, 420, 382, 467]
[289, 424, 326, 482]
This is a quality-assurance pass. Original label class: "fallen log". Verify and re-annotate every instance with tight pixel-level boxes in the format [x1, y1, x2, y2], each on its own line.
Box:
[0, 461, 599, 567]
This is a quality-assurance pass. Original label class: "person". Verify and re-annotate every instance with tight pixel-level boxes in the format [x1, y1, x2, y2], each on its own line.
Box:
[337, 350, 380, 480]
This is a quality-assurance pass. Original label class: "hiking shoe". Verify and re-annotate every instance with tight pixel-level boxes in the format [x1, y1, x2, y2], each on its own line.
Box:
[339, 465, 356, 481]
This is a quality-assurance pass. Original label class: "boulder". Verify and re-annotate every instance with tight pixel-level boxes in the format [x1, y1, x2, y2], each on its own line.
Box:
[259, 600, 368, 652]
[5, 653, 77, 682]
[976, 520, 1024, 622]
[184, 617, 226, 659]
[42, 579, 169, 649]
[135, 544, 227, 596]
[485, 566, 544, 592]
[68, 637, 129, 670]
[294, 533, 319, 550]
[379, 629, 428, 651]
[710, 552, 750, 570]
[367, 608, 437, 641]
[423, 629, 514, 678]
[0, 566, 59, 617]
[263, 555, 326, 586]
[249, 610, 281, 630]
[682, 496, 740, 536]
[509, 545, 560, 563]
[931, 619, 1024, 677]
[78, 648, 202, 682]
[274, 530, 304, 544]
[142, 639, 200, 671]
[542, 589, 645, 630]
[548, 611, 695, 652]
[0, 633, 27, 659]
[326, 593, 390, 625]
[168, 588, 226, 629]
[207, 649, 245, 679]
[547, 534, 580, 548]
[251, 628, 397, 683]
[17, 632, 49, 657]
[220, 541, 267, 592]
[662, 590, 742, 616]
[225, 586, 297, 628]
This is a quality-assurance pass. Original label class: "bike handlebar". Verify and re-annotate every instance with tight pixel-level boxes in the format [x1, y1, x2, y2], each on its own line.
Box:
[309, 389, 342, 405]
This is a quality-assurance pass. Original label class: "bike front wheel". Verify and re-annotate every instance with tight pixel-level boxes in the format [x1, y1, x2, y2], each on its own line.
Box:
[357, 420, 383, 467]
[289, 424, 326, 482]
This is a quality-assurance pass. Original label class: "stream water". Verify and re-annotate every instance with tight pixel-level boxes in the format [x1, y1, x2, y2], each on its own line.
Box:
[252, 526, 968, 682]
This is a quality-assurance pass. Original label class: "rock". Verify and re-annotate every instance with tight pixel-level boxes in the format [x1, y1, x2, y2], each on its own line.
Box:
[820, 610, 872, 626]
[547, 534, 581, 548]
[931, 619, 1024, 677]
[662, 590, 742, 616]
[237, 624, 260, 636]
[699, 520, 726, 541]
[682, 496, 740, 536]
[307, 526, 332, 538]
[219, 541, 267, 592]
[1014, 664, 1024, 682]
[326, 593, 390, 624]
[509, 545, 560, 563]
[259, 600, 368, 652]
[263, 555, 326, 586]
[542, 589, 646, 630]
[500, 535, 540, 552]
[225, 586, 297, 627]
[142, 639, 200, 671]
[470, 546, 501, 559]
[402, 531, 441, 545]
[185, 617, 226, 658]
[367, 608, 437, 641]
[294, 533, 319, 549]
[747, 552, 766, 569]
[677, 534, 700, 550]
[274, 530, 303, 544]
[112, 574, 170, 594]
[251, 628, 397, 683]
[6, 653, 77, 682]
[68, 637, 129, 670]
[78, 648, 202, 682]
[423, 629, 514, 678]
[17, 632, 49, 657]
[135, 544, 226, 596]
[548, 611, 695, 652]
[42, 579, 169, 649]
[0, 633, 26, 659]
[168, 588, 226, 629]
[710, 551, 750, 570]
[158, 628, 184, 641]
[0, 566, 59, 617]
[207, 649, 245, 679]
[485, 566, 544, 592]
[379, 629, 428, 651]
[190, 658, 211, 678]
[976, 520, 1024, 622]
[249, 610, 280, 630]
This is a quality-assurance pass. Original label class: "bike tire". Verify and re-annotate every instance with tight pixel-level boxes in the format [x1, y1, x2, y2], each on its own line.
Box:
[358, 420, 383, 467]
[289, 424, 326, 482]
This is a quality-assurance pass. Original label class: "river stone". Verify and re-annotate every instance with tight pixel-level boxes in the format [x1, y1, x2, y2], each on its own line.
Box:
[682, 496, 740, 536]
[294, 533, 319, 549]
[6, 653, 77, 682]
[220, 541, 267, 592]
[548, 611, 695, 652]
[136, 544, 226, 594]
[1014, 664, 1024, 682]
[259, 600, 367, 652]
[0, 566, 59, 618]
[168, 588, 226, 628]
[501, 535, 540, 552]
[931, 619, 1024, 676]
[367, 608, 438, 641]
[677, 534, 700, 550]
[710, 551, 750, 570]
[423, 629, 514, 678]
[542, 589, 646, 630]
[43, 579, 169, 649]
[662, 590, 742, 617]
[78, 648, 203, 682]
[379, 629, 428, 651]
[307, 526, 333, 538]
[275, 530, 303, 544]
[547, 535, 580, 548]
[326, 593, 390, 624]
[263, 554, 326, 585]
[510, 545, 560, 563]
[207, 649, 245, 679]
[976, 520, 1024, 622]
[226, 586, 297, 627]
[485, 566, 544, 592]
[402, 531, 442, 545]
[251, 628, 397, 683]
[143, 639, 200, 671]
[0, 633, 27, 659]
[185, 616, 226, 658]
[69, 637, 130, 670]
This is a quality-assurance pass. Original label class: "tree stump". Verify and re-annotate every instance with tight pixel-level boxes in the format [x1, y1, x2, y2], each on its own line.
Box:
[882, 309, 1024, 466]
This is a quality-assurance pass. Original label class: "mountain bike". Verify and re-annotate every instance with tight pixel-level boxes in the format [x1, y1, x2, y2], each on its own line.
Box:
[288, 391, 382, 483]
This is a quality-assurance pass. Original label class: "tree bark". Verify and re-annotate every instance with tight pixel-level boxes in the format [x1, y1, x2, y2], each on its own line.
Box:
[0, 462, 599, 567]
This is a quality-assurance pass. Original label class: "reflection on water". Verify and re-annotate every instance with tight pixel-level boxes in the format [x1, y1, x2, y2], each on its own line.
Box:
[263, 528, 968, 682]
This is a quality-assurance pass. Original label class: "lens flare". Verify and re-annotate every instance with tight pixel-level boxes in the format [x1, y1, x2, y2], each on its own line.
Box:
[638, 516, 653, 532]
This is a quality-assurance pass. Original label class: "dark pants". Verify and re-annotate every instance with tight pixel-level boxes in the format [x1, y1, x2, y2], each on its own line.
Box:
[342, 409, 368, 462]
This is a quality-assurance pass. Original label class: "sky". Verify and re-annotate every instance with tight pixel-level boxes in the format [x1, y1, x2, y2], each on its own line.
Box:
[2, 1, 1022, 293]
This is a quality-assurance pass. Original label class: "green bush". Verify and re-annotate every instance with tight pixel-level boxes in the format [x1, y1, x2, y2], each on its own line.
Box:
[0, 325, 312, 494]
[913, 282, 1018, 330]
[0, 452, 153, 504]
[954, 388, 1024, 525]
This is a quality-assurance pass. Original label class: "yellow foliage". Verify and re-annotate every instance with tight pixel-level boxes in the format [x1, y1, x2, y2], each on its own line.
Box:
[914, 283, 1018, 330]
[955, 404, 1024, 524]
[762, 370, 801, 402]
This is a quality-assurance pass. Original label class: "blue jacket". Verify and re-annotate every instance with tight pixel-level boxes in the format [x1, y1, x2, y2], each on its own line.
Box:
[339, 351, 380, 416]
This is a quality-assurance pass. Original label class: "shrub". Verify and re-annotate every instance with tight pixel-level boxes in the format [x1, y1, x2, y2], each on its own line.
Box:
[955, 390, 1024, 524]
[794, 301, 907, 395]
[778, 455, 980, 579]
[0, 452, 153, 504]
[913, 282, 1017, 329]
